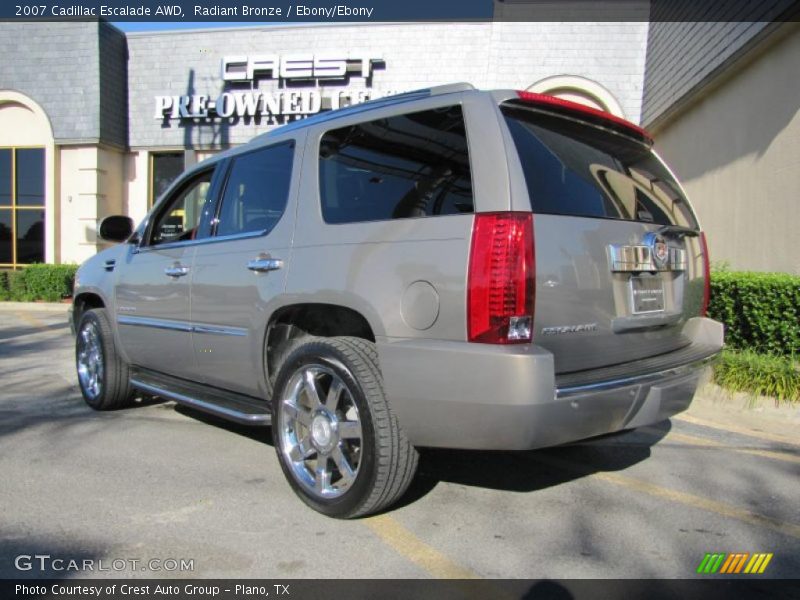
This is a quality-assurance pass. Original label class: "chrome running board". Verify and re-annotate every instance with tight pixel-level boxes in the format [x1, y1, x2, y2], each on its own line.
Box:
[130, 368, 271, 426]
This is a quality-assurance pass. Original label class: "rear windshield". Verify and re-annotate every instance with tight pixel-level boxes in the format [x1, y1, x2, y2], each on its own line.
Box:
[501, 105, 698, 228]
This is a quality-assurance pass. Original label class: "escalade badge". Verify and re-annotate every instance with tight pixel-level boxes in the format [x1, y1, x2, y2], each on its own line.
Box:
[541, 323, 598, 336]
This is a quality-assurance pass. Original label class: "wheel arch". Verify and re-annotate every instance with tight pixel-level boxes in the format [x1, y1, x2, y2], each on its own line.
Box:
[264, 303, 377, 386]
[72, 291, 106, 332]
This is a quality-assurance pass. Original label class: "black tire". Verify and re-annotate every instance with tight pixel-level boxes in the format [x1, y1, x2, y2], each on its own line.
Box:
[75, 308, 133, 410]
[271, 336, 418, 518]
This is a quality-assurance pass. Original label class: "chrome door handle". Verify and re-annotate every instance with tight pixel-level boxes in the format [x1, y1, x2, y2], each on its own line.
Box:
[247, 258, 284, 272]
[164, 265, 190, 278]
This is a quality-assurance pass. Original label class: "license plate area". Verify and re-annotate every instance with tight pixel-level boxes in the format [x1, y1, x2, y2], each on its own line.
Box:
[629, 275, 665, 314]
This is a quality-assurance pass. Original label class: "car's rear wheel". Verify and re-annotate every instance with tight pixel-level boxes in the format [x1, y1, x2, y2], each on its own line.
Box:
[272, 336, 418, 518]
[76, 308, 133, 410]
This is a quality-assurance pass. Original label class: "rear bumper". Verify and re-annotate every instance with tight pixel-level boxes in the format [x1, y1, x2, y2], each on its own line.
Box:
[378, 317, 723, 450]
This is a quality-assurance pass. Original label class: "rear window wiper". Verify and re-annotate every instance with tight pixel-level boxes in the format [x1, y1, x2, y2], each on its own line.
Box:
[656, 224, 699, 238]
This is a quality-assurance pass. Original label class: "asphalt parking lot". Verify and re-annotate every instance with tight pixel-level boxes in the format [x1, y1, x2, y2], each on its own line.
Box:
[1, 305, 798, 580]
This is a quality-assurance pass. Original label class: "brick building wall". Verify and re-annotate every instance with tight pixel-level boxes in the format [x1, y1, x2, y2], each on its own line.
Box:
[126, 21, 648, 149]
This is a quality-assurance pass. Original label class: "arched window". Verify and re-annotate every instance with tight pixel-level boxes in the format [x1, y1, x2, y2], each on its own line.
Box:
[0, 92, 54, 267]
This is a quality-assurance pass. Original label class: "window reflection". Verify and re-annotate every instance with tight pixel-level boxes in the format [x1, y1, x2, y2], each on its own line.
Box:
[0, 150, 11, 206]
[150, 171, 212, 246]
[16, 210, 44, 263]
[216, 143, 294, 237]
[151, 152, 184, 206]
[319, 106, 474, 224]
[15, 149, 45, 207]
[502, 106, 698, 228]
[0, 147, 46, 266]
[0, 209, 12, 264]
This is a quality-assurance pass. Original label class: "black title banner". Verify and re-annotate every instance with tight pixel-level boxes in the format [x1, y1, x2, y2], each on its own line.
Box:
[3, 0, 800, 22]
[4, 579, 800, 600]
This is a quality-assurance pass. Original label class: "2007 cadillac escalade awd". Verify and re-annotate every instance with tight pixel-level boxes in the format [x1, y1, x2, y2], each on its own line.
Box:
[71, 83, 723, 518]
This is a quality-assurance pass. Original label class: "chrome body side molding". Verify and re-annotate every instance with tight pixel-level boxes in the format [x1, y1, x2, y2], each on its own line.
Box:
[118, 316, 193, 333]
[118, 316, 247, 337]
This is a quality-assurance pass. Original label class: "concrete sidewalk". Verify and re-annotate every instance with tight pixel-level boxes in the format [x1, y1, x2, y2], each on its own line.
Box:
[689, 384, 800, 444]
[0, 301, 70, 312]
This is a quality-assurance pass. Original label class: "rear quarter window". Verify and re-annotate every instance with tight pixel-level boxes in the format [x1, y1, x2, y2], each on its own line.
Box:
[318, 105, 474, 224]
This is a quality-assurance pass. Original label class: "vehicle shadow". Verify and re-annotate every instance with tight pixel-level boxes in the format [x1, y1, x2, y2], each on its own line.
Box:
[172, 404, 275, 446]
[394, 420, 673, 510]
[0, 320, 69, 342]
[169, 403, 672, 511]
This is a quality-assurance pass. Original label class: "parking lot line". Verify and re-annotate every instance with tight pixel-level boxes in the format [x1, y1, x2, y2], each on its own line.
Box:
[363, 514, 479, 579]
[674, 413, 799, 447]
[531, 454, 800, 540]
[14, 311, 46, 329]
[640, 427, 800, 465]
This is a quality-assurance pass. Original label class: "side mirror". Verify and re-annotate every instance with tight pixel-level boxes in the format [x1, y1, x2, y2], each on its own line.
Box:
[99, 215, 134, 243]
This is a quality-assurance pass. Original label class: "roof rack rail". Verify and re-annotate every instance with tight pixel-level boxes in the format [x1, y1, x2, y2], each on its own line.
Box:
[424, 82, 476, 95]
[258, 82, 476, 138]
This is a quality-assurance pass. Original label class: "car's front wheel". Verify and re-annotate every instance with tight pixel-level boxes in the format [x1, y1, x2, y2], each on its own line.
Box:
[76, 308, 133, 410]
[272, 336, 418, 518]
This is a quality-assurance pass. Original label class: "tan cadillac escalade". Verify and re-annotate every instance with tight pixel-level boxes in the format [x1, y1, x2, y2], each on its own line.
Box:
[71, 83, 723, 518]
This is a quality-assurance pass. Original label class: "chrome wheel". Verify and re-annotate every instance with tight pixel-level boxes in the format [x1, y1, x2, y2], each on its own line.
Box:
[272, 337, 418, 517]
[77, 321, 104, 401]
[277, 365, 363, 499]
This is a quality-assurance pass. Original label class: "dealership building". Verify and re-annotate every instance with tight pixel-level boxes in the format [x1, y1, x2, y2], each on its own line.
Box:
[0, 14, 797, 273]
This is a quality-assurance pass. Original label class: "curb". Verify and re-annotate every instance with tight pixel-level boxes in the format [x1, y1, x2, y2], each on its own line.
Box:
[0, 301, 70, 313]
[693, 383, 800, 417]
[689, 384, 800, 442]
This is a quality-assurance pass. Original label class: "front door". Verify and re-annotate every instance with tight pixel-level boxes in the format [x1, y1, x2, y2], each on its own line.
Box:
[191, 140, 299, 397]
[115, 166, 218, 375]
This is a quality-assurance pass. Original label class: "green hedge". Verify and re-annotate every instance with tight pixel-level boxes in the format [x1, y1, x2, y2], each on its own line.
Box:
[713, 349, 800, 404]
[0, 264, 78, 302]
[707, 271, 800, 357]
[0, 271, 8, 301]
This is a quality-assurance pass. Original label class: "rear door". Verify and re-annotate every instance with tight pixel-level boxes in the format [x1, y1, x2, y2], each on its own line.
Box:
[500, 102, 705, 374]
[190, 139, 299, 397]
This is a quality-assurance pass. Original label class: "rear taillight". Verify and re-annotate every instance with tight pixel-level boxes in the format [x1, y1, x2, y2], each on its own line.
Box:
[700, 232, 711, 317]
[468, 212, 535, 344]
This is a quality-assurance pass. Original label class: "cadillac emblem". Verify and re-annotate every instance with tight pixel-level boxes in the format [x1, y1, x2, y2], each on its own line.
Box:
[650, 233, 669, 268]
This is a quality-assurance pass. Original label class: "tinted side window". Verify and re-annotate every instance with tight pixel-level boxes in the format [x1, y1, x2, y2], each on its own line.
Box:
[502, 105, 698, 228]
[149, 170, 213, 246]
[215, 142, 294, 238]
[319, 105, 473, 224]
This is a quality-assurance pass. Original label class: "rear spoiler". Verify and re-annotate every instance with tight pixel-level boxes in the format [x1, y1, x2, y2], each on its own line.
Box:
[504, 91, 654, 146]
